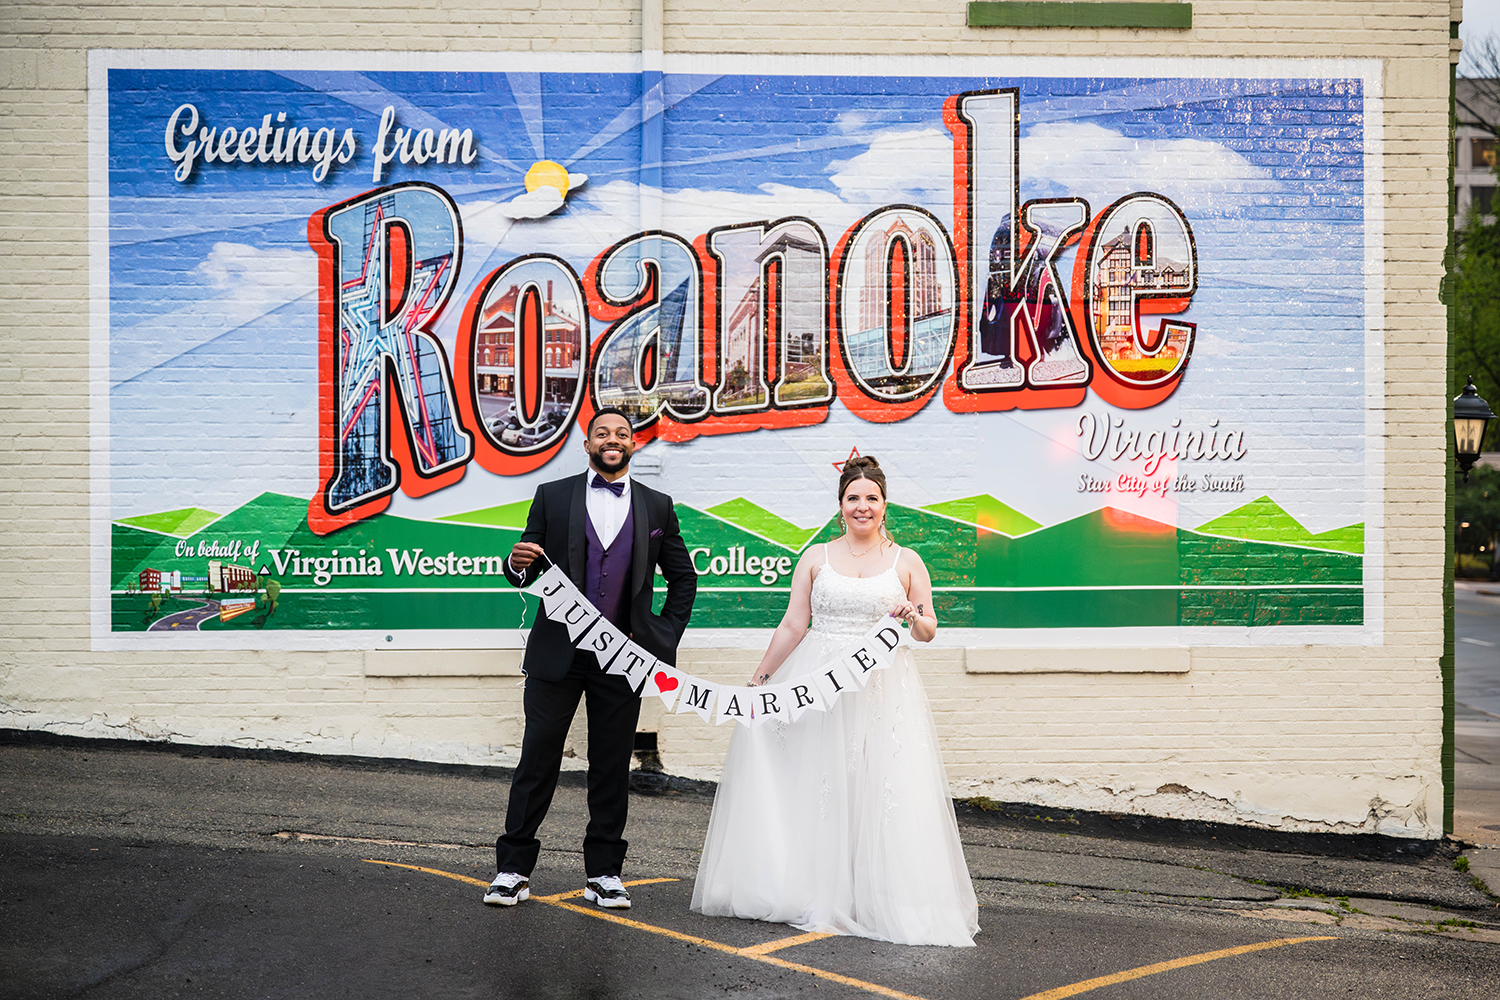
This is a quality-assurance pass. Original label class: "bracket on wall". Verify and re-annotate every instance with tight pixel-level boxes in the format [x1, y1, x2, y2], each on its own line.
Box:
[968, 2, 1192, 28]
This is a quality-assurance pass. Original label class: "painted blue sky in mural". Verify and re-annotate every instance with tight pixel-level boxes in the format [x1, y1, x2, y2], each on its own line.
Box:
[104, 63, 1370, 531]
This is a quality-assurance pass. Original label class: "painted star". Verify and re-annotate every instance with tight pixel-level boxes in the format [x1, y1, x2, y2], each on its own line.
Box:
[833, 446, 861, 473]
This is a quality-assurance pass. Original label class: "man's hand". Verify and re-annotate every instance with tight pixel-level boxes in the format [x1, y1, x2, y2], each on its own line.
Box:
[510, 541, 545, 570]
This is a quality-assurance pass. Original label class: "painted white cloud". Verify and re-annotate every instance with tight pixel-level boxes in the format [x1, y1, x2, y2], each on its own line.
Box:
[193, 241, 315, 294]
[826, 128, 954, 210]
[1020, 122, 1276, 213]
[456, 172, 594, 272]
[834, 110, 873, 134]
[468, 171, 590, 232]
[113, 242, 316, 385]
[504, 185, 566, 219]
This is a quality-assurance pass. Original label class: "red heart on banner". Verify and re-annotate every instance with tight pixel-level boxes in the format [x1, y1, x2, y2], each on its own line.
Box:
[654, 671, 679, 692]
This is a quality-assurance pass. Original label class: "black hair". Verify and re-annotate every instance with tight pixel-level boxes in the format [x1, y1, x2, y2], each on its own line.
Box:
[586, 406, 634, 435]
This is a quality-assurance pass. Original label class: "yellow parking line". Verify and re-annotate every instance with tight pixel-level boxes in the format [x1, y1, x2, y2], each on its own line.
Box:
[1012, 936, 1338, 1000]
[547, 899, 930, 999]
[366, 861, 1333, 1000]
[368, 860, 928, 999]
[742, 930, 838, 955]
[369, 861, 489, 888]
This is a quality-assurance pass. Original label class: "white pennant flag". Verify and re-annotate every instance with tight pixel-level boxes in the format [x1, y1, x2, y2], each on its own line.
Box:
[544, 592, 600, 642]
[812, 657, 858, 708]
[863, 616, 906, 666]
[715, 687, 752, 726]
[837, 634, 890, 689]
[750, 683, 791, 727]
[529, 564, 573, 611]
[610, 640, 655, 691]
[673, 676, 719, 723]
[578, 616, 627, 669]
[644, 663, 687, 710]
[785, 678, 825, 721]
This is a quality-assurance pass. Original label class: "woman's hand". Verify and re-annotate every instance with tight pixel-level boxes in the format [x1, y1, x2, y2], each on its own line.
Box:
[892, 600, 926, 626]
[891, 598, 936, 643]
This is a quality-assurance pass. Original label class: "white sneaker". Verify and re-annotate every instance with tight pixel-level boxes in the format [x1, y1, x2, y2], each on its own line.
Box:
[583, 875, 631, 909]
[483, 871, 529, 906]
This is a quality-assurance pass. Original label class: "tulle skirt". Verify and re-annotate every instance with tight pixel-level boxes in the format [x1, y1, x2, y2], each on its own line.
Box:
[690, 630, 979, 947]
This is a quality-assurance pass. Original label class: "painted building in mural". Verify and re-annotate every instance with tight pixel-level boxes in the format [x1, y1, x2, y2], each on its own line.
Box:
[0, 0, 1464, 841]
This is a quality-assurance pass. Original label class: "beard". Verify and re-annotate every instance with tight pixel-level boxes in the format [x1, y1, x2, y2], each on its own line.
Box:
[591, 446, 631, 474]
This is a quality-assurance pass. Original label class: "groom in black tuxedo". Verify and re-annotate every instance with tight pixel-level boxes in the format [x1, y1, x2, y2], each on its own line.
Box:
[485, 407, 697, 910]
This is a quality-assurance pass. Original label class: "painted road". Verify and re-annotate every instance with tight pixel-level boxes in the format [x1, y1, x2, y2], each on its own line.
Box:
[3, 831, 1498, 1000]
[147, 600, 220, 631]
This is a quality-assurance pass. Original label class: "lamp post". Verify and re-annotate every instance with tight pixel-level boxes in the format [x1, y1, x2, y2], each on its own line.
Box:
[1453, 375, 1496, 482]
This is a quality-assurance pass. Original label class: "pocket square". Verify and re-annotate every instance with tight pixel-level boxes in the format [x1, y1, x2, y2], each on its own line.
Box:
[649, 527, 664, 539]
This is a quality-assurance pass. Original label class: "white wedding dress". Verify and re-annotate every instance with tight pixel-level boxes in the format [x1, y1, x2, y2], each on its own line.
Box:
[690, 548, 980, 947]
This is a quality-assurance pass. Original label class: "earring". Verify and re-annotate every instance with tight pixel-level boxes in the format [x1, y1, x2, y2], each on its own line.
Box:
[838, 513, 846, 532]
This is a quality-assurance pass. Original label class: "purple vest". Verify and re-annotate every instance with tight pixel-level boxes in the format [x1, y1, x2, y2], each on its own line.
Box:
[584, 500, 634, 631]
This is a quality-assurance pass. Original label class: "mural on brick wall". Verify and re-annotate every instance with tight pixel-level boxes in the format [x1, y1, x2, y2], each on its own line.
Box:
[92, 53, 1379, 648]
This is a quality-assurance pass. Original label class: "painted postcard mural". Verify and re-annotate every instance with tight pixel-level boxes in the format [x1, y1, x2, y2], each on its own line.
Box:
[92, 53, 1379, 649]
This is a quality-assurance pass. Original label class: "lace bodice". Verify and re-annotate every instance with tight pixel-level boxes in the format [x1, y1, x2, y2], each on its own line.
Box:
[808, 547, 907, 640]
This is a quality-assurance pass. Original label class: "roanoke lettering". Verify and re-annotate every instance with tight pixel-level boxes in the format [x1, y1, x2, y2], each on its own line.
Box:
[308, 89, 1206, 535]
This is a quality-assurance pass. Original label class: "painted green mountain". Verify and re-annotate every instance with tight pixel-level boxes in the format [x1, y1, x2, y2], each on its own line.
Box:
[675, 500, 1360, 628]
[111, 492, 532, 632]
[1194, 496, 1364, 555]
[705, 498, 821, 550]
[116, 507, 221, 537]
[439, 499, 533, 529]
[111, 492, 1364, 631]
[973, 506, 1360, 588]
[922, 495, 1042, 537]
[111, 493, 311, 589]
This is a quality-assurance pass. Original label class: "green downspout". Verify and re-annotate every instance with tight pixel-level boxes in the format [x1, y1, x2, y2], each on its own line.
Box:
[1443, 16, 1459, 836]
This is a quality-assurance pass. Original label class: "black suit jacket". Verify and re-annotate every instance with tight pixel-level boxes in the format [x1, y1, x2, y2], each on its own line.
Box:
[504, 472, 697, 682]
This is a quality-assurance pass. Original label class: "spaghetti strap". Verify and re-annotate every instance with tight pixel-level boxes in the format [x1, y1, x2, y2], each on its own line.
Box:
[883, 544, 902, 575]
[821, 543, 832, 569]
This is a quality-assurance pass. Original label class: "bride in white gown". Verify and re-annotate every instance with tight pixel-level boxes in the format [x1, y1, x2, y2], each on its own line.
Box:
[691, 456, 979, 947]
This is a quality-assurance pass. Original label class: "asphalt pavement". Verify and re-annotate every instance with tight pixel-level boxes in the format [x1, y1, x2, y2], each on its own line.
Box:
[2, 731, 1499, 1000]
[1, 584, 1496, 998]
[1456, 580, 1500, 898]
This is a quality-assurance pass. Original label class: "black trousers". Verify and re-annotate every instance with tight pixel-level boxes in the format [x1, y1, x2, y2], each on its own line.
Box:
[495, 651, 642, 878]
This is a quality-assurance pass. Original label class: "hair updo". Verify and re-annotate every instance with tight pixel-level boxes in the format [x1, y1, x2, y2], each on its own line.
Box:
[838, 455, 887, 501]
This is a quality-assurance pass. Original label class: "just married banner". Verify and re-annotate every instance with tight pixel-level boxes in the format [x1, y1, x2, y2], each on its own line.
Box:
[527, 564, 909, 726]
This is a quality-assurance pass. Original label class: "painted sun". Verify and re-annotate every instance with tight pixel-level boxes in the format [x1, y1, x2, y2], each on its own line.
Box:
[524, 160, 572, 198]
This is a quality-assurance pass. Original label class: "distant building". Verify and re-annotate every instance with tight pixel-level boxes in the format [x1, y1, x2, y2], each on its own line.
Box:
[1090, 229, 1191, 362]
[474, 279, 583, 399]
[207, 561, 257, 592]
[858, 217, 942, 333]
[839, 216, 951, 394]
[138, 568, 181, 593]
[716, 230, 830, 408]
[1457, 77, 1498, 225]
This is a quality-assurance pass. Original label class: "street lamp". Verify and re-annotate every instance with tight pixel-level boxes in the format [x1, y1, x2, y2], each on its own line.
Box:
[1454, 375, 1496, 481]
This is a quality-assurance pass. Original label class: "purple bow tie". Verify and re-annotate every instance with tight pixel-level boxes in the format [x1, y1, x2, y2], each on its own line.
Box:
[591, 474, 624, 497]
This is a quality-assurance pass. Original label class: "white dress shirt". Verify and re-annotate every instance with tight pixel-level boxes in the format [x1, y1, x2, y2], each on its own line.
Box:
[587, 471, 632, 547]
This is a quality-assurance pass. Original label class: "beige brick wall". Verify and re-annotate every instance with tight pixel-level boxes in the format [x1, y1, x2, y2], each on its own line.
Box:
[0, 1, 1457, 838]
